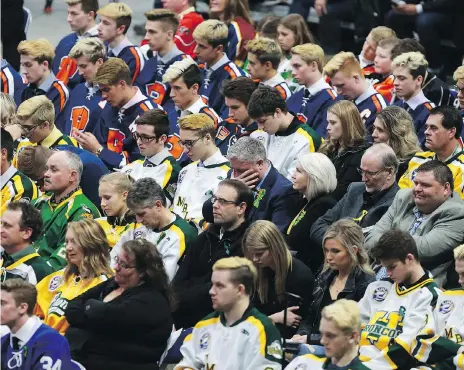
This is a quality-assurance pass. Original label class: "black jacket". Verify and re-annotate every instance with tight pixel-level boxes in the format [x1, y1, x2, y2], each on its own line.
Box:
[65, 278, 173, 370]
[286, 193, 338, 273]
[173, 221, 249, 328]
[327, 142, 370, 201]
[253, 257, 314, 338]
[297, 266, 376, 342]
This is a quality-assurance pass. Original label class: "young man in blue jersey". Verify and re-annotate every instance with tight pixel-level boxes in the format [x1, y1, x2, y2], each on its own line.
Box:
[74, 58, 162, 170]
[1, 50, 26, 106]
[287, 43, 341, 138]
[57, 37, 106, 135]
[97, 2, 145, 83]
[392, 52, 434, 147]
[324, 52, 388, 133]
[246, 37, 292, 101]
[1, 279, 82, 369]
[18, 39, 70, 121]
[53, 0, 99, 88]
[135, 9, 185, 106]
[193, 19, 246, 115]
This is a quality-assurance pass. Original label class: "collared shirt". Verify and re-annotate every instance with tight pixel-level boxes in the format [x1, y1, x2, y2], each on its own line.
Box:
[208, 54, 230, 72]
[119, 87, 147, 113]
[306, 77, 333, 96]
[144, 147, 172, 166]
[10, 316, 42, 350]
[199, 149, 225, 168]
[409, 206, 428, 235]
[37, 72, 57, 93]
[262, 73, 286, 87]
[2, 245, 37, 267]
[108, 36, 133, 57]
[0, 165, 17, 189]
[355, 85, 378, 105]
[40, 126, 65, 147]
[158, 45, 183, 64]
[182, 96, 206, 116]
[79, 24, 98, 39]
[404, 90, 429, 110]
[255, 162, 272, 190]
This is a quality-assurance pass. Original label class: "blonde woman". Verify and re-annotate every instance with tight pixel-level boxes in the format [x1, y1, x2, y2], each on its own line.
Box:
[287, 153, 338, 272]
[319, 100, 369, 201]
[35, 219, 113, 334]
[372, 106, 421, 179]
[243, 220, 313, 338]
[96, 172, 136, 248]
[292, 219, 375, 347]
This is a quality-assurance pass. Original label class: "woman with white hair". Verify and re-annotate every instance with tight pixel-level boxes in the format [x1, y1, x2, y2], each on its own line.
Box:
[287, 153, 338, 273]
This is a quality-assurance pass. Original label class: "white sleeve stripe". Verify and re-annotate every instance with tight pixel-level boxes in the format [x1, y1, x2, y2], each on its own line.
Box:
[136, 47, 146, 72]
[229, 63, 242, 76]
[3, 68, 15, 96]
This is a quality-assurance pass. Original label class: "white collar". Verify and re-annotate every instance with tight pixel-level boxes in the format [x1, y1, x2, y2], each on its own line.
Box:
[404, 90, 429, 110]
[146, 148, 172, 166]
[79, 24, 99, 39]
[183, 96, 206, 114]
[1, 165, 18, 189]
[120, 87, 147, 112]
[178, 6, 196, 17]
[263, 73, 285, 87]
[202, 149, 227, 167]
[109, 37, 133, 57]
[307, 77, 332, 96]
[208, 54, 230, 72]
[355, 85, 377, 105]
[11, 316, 42, 349]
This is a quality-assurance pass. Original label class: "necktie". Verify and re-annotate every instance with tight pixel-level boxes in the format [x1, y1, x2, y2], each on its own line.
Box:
[12, 336, 20, 350]
[304, 89, 311, 99]
[403, 102, 411, 113]
[108, 50, 115, 58]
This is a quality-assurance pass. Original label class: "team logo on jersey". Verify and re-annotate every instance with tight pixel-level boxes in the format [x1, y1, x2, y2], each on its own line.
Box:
[373, 287, 388, 302]
[216, 126, 230, 141]
[134, 229, 146, 239]
[267, 340, 283, 360]
[48, 275, 63, 292]
[200, 332, 211, 350]
[438, 300, 454, 314]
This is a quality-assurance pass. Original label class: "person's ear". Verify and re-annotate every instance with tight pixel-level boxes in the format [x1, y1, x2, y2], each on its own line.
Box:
[116, 24, 126, 36]
[18, 302, 29, 315]
[264, 61, 273, 70]
[352, 246, 359, 255]
[191, 83, 199, 95]
[215, 44, 224, 54]
[122, 190, 129, 201]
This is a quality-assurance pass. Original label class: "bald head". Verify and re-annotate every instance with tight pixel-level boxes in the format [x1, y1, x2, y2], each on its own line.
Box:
[360, 144, 398, 192]
[43, 151, 83, 195]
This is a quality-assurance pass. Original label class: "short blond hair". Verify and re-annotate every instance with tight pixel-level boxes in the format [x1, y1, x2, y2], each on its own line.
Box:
[392, 51, 428, 79]
[291, 43, 325, 73]
[178, 113, 216, 138]
[213, 257, 257, 295]
[193, 20, 228, 48]
[17, 39, 55, 67]
[324, 51, 362, 78]
[162, 58, 197, 83]
[92, 57, 132, 86]
[368, 26, 396, 45]
[97, 2, 132, 34]
[454, 244, 464, 261]
[246, 37, 282, 70]
[321, 299, 361, 335]
[17, 96, 55, 127]
[69, 37, 106, 63]
[453, 66, 464, 83]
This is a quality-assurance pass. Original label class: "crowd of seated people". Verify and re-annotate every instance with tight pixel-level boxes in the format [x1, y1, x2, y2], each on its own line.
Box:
[2, 0, 464, 368]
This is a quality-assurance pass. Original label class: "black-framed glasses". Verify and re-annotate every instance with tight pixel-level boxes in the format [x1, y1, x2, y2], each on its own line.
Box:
[210, 196, 239, 206]
[133, 132, 157, 144]
[357, 167, 387, 177]
[18, 121, 43, 134]
[179, 136, 204, 149]
[113, 256, 136, 269]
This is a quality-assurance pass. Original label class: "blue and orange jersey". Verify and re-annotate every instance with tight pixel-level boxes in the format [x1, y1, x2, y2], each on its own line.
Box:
[93, 91, 162, 169]
[261, 73, 293, 101]
[1, 59, 26, 106]
[199, 55, 247, 114]
[226, 16, 256, 67]
[108, 39, 146, 83]
[53, 33, 81, 88]
[355, 86, 388, 132]
[48, 80, 70, 120]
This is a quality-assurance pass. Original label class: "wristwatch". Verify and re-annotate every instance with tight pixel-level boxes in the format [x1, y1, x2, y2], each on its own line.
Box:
[95, 146, 104, 156]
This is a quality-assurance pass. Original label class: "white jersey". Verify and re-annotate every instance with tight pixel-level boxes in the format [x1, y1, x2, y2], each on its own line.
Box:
[286, 354, 370, 370]
[175, 307, 283, 370]
[359, 277, 441, 370]
[172, 150, 230, 224]
[110, 214, 197, 281]
[251, 119, 321, 179]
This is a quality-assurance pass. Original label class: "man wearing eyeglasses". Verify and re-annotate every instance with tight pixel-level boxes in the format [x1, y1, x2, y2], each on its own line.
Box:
[121, 109, 180, 205]
[311, 144, 399, 249]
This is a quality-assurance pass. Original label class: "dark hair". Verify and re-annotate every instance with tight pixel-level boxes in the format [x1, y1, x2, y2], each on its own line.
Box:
[76, 0, 99, 17]
[1, 128, 14, 162]
[429, 105, 463, 139]
[135, 108, 170, 138]
[371, 229, 419, 262]
[181, 63, 202, 89]
[278, 13, 315, 46]
[416, 160, 454, 189]
[218, 178, 254, 216]
[116, 15, 131, 35]
[144, 10, 179, 33]
[6, 202, 43, 243]
[247, 86, 288, 119]
[127, 178, 167, 209]
[122, 239, 174, 308]
[1, 278, 37, 315]
[210, 0, 253, 25]
[391, 38, 426, 61]
[256, 15, 280, 39]
[220, 77, 259, 105]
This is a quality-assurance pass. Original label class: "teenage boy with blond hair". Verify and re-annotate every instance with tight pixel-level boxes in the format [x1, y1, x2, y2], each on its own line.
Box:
[73, 58, 161, 170]
[360, 26, 397, 77]
[53, 0, 99, 88]
[246, 37, 292, 100]
[392, 52, 435, 146]
[172, 113, 230, 226]
[57, 37, 106, 135]
[18, 39, 70, 120]
[135, 9, 186, 106]
[97, 2, 145, 82]
[324, 52, 387, 132]
[193, 19, 246, 115]
[286, 43, 341, 137]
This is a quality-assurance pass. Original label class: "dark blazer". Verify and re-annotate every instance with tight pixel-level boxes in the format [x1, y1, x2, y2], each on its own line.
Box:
[310, 182, 400, 249]
[247, 164, 301, 232]
[286, 193, 338, 273]
[65, 278, 172, 370]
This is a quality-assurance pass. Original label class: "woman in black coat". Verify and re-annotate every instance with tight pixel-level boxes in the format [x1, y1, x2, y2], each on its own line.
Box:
[319, 100, 370, 201]
[65, 239, 173, 370]
[286, 153, 338, 273]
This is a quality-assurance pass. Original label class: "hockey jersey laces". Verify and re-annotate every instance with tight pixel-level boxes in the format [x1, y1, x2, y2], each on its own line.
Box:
[8, 350, 23, 368]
